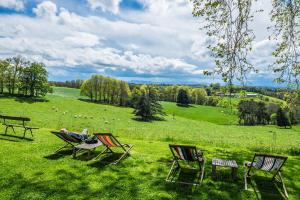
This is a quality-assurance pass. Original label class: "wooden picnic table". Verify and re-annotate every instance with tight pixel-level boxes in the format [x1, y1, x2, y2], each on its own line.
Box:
[212, 158, 238, 180]
[0, 115, 39, 138]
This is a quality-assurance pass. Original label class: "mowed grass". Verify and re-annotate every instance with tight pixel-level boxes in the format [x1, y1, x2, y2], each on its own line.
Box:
[0, 87, 300, 199]
[162, 102, 237, 125]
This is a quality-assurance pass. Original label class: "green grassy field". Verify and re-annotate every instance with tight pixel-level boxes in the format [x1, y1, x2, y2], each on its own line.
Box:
[162, 102, 237, 125]
[0, 87, 299, 199]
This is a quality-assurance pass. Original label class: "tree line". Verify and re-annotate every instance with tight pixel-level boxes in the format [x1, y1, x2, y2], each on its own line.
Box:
[238, 97, 300, 127]
[49, 80, 84, 89]
[80, 75, 131, 106]
[0, 56, 50, 97]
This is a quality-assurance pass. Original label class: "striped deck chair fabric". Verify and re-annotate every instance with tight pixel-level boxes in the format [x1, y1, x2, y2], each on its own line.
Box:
[96, 134, 120, 147]
[245, 156, 285, 172]
[166, 144, 205, 186]
[244, 153, 288, 198]
[94, 133, 133, 164]
[170, 145, 203, 161]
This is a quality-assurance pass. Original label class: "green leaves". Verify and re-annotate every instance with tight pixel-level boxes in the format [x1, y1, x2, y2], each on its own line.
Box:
[191, 0, 256, 86]
[270, 0, 300, 88]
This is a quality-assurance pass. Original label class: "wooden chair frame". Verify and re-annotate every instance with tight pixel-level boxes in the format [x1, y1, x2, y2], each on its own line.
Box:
[94, 133, 133, 165]
[51, 131, 82, 154]
[244, 153, 288, 198]
[166, 144, 205, 186]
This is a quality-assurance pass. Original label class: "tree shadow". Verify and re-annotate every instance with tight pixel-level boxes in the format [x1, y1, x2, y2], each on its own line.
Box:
[0, 164, 142, 199]
[132, 116, 166, 122]
[176, 104, 194, 108]
[14, 96, 49, 104]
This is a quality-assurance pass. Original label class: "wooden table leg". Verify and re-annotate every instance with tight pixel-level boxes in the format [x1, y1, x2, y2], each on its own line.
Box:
[232, 167, 237, 180]
[212, 165, 216, 180]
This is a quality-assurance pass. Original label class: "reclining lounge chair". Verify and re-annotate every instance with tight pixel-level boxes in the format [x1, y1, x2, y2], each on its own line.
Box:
[244, 153, 288, 198]
[166, 144, 205, 186]
[94, 133, 133, 164]
[51, 131, 82, 154]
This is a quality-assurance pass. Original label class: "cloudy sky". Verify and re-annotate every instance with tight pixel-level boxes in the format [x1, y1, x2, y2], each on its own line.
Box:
[0, 0, 280, 86]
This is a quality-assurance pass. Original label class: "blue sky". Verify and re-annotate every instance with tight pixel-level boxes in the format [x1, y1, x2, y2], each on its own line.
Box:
[0, 0, 282, 86]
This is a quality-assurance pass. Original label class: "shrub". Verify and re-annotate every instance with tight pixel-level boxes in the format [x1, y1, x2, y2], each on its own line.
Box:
[205, 96, 220, 107]
[238, 99, 269, 125]
[217, 98, 230, 108]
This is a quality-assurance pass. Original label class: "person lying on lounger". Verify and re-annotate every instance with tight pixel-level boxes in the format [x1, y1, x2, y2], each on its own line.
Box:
[60, 128, 88, 141]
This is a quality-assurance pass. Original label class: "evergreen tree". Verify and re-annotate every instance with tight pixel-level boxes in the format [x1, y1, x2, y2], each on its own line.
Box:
[177, 89, 189, 106]
[133, 85, 165, 121]
[277, 107, 291, 128]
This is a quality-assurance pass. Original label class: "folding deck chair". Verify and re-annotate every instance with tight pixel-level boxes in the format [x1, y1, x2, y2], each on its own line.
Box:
[94, 133, 133, 164]
[244, 153, 288, 198]
[51, 131, 82, 154]
[166, 144, 205, 186]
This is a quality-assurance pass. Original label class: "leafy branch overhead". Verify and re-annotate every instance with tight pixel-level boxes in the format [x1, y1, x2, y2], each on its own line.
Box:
[191, 0, 258, 85]
[270, 0, 300, 89]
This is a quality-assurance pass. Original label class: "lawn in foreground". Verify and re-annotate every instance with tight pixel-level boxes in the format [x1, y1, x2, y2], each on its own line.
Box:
[0, 91, 299, 199]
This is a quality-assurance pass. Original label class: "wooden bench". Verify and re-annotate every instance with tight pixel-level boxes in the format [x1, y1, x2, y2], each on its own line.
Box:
[0, 115, 39, 138]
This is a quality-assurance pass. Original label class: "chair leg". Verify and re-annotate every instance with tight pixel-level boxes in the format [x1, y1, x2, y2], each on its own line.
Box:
[73, 147, 78, 158]
[244, 168, 249, 190]
[94, 147, 109, 160]
[54, 143, 70, 154]
[112, 145, 133, 164]
[200, 159, 205, 184]
[277, 172, 288, 198]
[165, 160, 178, 182]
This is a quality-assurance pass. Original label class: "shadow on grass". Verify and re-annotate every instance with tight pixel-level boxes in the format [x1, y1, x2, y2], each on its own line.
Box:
[14, 96, 49, 104]
[248, 176, 286, 200]
[44, 149, 73, 160]
[132, 116, 166, 122]
[0, 164, 142, 199]
[176, 104, 195, 108]
[73, 151, 99, 161]
[88, 153, 128, 168]
[0, 133, 33, 142]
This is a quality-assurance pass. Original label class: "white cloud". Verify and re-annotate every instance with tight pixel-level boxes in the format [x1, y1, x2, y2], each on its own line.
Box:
[0, 2, 200, 79]
[0, 0, 24, 11]
[33, 1, 57, 20]
[62, 32, 101, 47]
[0, 0, 279, 84]
[87, 0, 121, 14]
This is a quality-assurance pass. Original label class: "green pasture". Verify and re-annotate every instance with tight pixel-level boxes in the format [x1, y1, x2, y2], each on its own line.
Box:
[0, 87, 299, 199]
